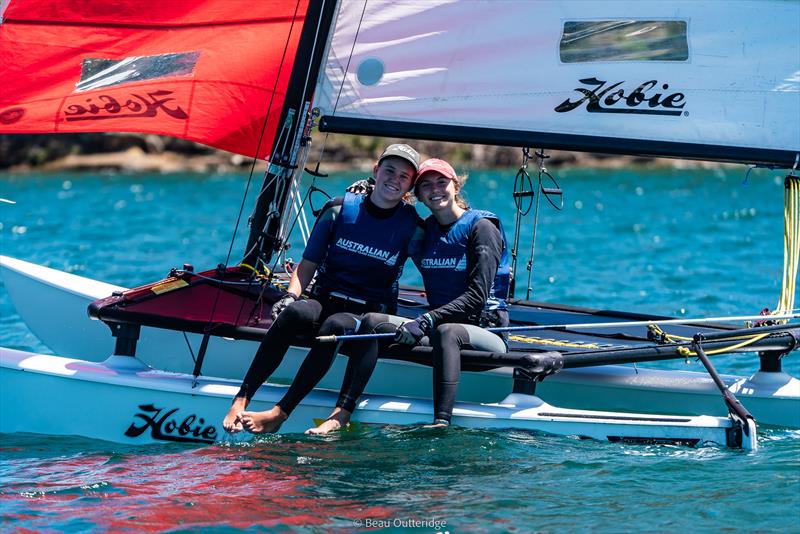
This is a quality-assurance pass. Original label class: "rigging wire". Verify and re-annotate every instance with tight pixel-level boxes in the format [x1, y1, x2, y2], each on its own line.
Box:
[224, 0, 305, 270]
[264, 0, 332, 276]
[509, 148, 532, 298]
[182, 331, 197, 364]
[184, 0, 305, 381]
[525, 150, 563, 300]
[304, 0, 368, 181]
[327, 1, 368, 125]
[239, 0, 329, 271]
[263, 0, 369, 284]
[509, 148, 563, 300]
[525, 150, 549, 300]
[230, 0, 330, 328]
[269, 139, 316, 277]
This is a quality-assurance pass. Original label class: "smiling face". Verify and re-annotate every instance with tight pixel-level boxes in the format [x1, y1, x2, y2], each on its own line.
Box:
[370, 157, 416, 208]
[415, 171, 458, 212]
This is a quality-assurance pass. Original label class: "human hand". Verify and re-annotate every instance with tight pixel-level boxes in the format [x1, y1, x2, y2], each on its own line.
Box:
[394, 314, 433, 345]
[346, 179, 374, 194]
[271, 292, 298, 320]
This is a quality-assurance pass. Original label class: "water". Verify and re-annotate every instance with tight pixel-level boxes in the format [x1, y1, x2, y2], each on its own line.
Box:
[1, 167, 799, 532]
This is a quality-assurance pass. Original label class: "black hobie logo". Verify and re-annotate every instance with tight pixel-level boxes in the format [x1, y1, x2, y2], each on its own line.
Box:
[63, 90, 188, 122]
[555, 78, 686, 116]
[125, 404, 217, 443]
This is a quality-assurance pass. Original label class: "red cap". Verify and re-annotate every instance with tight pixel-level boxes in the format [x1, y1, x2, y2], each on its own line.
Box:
[415, 158, 457, 185]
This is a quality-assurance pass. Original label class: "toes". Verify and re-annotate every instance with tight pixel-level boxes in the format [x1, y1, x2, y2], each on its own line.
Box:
[223, 418, 239, 433]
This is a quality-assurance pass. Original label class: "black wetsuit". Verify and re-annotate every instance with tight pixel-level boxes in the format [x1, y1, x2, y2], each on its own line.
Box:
[235, 195, 423, 415]
[332, 217, 508, 416]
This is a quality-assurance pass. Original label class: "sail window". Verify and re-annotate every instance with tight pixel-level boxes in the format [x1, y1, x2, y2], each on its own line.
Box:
[76, 52, 201, 92]
[560, 21, 688, 63]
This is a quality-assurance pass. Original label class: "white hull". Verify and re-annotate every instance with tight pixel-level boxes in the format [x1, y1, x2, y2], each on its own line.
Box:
[2, 255, 799, 428]
[0, 347, 748, 448]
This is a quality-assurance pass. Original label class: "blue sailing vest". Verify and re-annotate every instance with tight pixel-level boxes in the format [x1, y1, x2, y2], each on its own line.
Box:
[417, 209, 510, 311]
[315, 193, 418, 308]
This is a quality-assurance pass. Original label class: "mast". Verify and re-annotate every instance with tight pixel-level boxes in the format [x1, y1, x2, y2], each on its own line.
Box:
[243, 0, 338, 267]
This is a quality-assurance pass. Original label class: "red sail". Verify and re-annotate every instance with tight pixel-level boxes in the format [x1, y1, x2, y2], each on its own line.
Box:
[0, 0, 310, 159]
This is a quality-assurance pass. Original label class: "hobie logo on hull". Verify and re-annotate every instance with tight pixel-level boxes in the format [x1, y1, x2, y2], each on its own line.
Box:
[555, 78, 686, 116]
[125, 404, 217, 444]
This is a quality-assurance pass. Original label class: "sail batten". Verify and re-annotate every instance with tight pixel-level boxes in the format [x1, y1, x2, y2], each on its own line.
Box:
[314, 0, 800, 166]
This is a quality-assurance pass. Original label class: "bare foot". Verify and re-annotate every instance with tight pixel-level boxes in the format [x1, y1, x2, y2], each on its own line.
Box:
[222, 396, 249, 433]
[305, 407, 352, 435]
[423, 419, 450, 429]
[423, 422, 449, 429]
[240, 406, 288, 434]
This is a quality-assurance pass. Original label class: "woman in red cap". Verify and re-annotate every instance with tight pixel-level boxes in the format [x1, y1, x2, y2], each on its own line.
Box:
[309, 157, 511, 433]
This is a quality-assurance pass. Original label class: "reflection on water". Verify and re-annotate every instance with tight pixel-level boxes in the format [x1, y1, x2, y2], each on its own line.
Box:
[1, 168, 798, 530]
[2, 427, 799, 531]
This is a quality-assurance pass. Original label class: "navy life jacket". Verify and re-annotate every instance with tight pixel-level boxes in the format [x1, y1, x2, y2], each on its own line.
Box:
[315, 193, 418, 309]
[417, 209, 510, 311]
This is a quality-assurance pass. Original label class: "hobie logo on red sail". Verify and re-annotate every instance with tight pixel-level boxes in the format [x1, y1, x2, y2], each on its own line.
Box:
[555, 78, 686, 116]
[0, 107, 25, 125]
[63, 90, 188, 122]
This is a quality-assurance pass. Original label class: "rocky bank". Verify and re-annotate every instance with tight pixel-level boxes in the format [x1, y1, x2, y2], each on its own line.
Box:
[0, 132, 729, 174]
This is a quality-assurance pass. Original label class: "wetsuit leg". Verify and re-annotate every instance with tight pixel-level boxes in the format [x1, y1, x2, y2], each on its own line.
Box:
[276, 312, 361, 415]
[432, 323, 506, 423]
[336, 312, 409, 412]
[236, 298, 323, 400]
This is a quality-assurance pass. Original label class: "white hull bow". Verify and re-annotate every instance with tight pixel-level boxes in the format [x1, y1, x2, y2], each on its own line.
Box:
[0, 347, 753, 449]
[2, 255, 798, 428]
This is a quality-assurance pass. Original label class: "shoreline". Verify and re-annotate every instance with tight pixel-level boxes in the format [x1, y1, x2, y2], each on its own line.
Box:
[0, 133, 736, 174]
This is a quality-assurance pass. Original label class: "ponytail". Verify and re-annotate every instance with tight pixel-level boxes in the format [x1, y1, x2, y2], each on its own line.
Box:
[454, 174, 470, 209]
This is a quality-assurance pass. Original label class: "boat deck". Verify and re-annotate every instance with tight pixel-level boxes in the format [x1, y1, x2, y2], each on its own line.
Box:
[87, 266, 798, 372]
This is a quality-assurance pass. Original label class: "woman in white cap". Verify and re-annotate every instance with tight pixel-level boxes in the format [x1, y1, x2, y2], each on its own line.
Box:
[223, 144, 424, 434]
[309, 157, 510, 433]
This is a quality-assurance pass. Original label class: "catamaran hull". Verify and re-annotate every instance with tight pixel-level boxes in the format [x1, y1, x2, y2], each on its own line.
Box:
[0, 347, 749, 448]
[2, 255, 798, 428]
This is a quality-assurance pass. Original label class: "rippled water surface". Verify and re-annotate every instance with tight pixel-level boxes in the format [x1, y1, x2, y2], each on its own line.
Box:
[1, 167, 799, 532]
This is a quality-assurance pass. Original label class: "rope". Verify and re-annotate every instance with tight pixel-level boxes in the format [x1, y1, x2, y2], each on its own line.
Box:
[773, 174, 800, 321]
[648, 322, 773, 358]
[675, 333, 771, 357]
[240, 262, 272, 283]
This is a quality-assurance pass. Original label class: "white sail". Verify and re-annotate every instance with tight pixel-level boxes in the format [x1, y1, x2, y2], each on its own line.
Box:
[315, 0, 800, 166]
